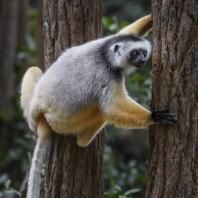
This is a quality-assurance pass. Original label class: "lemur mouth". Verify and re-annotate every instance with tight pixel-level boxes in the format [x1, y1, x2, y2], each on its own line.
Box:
[132, 60, 145, 68]
[134, 63, 144, 68]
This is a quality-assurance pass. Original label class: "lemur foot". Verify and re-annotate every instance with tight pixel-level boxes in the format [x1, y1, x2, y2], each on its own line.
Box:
[149, 104, 177, 124]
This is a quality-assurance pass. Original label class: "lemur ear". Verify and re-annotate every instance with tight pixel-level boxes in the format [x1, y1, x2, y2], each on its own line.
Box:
[114, 45, 119, 52]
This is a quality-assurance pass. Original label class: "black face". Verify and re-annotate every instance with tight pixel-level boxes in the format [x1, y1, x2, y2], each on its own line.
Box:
[129, 49, 147, 68]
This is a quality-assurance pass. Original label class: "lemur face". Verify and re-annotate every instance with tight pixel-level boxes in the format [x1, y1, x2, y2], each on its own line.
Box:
[129, 49, 148, 68]
[109, 36, 151, 70]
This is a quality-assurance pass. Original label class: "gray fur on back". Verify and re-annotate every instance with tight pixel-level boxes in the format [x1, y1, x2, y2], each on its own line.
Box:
[33, 34, 151, 117]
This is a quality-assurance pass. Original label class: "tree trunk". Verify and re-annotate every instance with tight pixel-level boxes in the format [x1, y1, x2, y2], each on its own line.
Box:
[146, 1, 198, 197]
[0, 0, 18, 153]
[17, 0, 28, 50]
[43, 0, 106, 197]
[36, 0, 45, 72]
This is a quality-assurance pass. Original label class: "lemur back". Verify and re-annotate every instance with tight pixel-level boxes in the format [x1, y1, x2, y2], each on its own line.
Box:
[28, 35, 150, 137]
[32, 35, 150, 116]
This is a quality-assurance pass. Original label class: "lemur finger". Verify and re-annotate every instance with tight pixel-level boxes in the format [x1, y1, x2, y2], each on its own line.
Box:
[156, 113, 177, 121]
[159, 113, 177, 120]
[153, 117, 174, 124]
[152, 113, 177, 124]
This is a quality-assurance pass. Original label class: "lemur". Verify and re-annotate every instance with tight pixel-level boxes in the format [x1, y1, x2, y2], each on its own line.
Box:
[20, 15, 177, 198]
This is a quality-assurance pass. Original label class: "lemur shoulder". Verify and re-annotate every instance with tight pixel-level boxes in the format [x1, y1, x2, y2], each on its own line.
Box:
[20, 15, 177, 198]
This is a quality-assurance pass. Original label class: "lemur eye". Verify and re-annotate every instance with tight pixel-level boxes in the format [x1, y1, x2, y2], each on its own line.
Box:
[131, 51, 137, 56]
[143, 51, 147, 57]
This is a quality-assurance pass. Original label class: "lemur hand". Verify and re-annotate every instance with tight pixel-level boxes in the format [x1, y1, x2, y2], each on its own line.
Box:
[149, 104, 177, 124]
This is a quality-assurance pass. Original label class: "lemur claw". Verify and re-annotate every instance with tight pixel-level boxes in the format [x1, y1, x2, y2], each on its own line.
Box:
[149, 104, 177, 124]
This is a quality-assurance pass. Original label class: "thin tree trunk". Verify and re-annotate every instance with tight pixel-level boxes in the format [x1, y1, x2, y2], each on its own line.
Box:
[146, 1, 198, 197]
[17, 0, 28, 50]
[43, 0, 106, 197]
[0, 0, 18, 152]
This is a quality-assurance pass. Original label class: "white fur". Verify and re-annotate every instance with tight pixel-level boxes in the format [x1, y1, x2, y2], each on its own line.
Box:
[27, 137, 48, 198]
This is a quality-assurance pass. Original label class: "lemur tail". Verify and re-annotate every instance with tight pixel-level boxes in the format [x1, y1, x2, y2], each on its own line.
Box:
[20, 67, 43, 122]
[27, 137, 48, 198]
[27, 117, 51, 198]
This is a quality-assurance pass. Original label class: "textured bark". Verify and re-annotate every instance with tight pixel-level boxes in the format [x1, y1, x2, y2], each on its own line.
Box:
[146, 1, 198, 198]
[36, 0, 45, 71]
[43, 0, 106, 197]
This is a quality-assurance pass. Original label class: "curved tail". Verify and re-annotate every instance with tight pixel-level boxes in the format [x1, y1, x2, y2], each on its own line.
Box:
[20, 67, 43, 123]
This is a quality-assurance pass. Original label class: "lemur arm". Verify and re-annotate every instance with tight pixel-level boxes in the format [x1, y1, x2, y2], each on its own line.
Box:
[103, 92, 153, 128]
[118, 14, 153, 37]
[103, 89, 177, 128]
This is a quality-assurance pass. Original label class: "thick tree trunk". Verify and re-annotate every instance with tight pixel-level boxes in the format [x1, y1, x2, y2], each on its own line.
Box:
[43, 0, 106, 197]
[36, 0, 45, 71]
[146, 1, 198, 198]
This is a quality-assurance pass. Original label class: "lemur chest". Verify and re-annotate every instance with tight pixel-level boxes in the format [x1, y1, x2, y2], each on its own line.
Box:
[45, 102, 104, 134]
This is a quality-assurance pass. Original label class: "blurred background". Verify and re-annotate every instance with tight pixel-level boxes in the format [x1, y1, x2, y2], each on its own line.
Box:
[0, 0, 151, 197]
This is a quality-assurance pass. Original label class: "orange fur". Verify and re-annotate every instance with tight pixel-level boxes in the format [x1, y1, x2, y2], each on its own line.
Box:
[20, 67, 43, 121]
[77, 119, 105, 146]
[118, 14, 152, 37]
[37, 116, 51, 140]
[104, 86, 153, 128]
[44, 102, 104, 135]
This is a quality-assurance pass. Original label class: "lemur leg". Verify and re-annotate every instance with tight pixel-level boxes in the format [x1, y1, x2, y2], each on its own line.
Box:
[77, 119, 105, 147]
[29, 102, 42, 132]
[20, 67, 43, 123]
[118, 14, 152, 37]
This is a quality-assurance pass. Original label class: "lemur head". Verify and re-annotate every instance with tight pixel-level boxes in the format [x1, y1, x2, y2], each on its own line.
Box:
[107, 35, 151, 69]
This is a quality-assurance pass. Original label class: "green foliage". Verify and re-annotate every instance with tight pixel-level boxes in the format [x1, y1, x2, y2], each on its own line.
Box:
[0, 112, 8, 122]
[102, 0, 151, 22]
[104, 146, 148, 197]
[102, 17, 129, 35]
[125, 67, 152, 106]
[0, 175, 21, 198]
[104, 179, 140, 198]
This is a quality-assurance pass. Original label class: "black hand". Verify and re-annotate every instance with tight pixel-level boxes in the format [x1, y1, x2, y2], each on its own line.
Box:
[149, 104, 177, 124]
